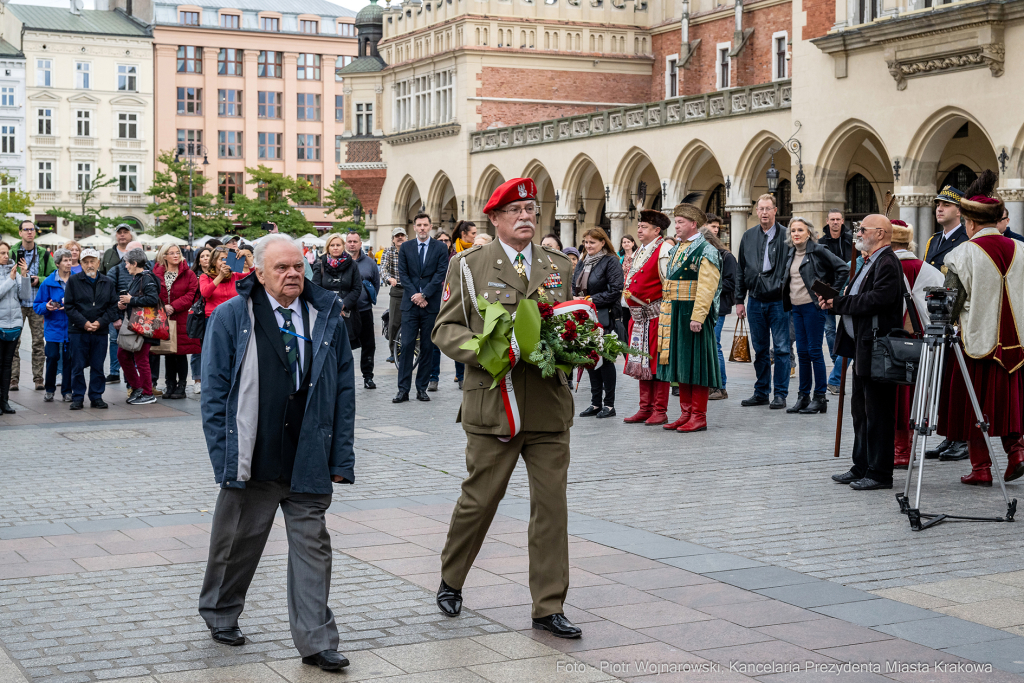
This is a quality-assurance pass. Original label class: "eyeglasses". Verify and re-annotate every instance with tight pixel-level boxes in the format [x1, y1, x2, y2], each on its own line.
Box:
[852, 226, 884, 235]
[501, 204, 537, 217]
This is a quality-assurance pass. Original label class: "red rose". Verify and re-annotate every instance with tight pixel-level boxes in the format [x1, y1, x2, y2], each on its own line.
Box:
[573, 310, 588, 323]
[587, 351, 599, 362]
[563, 319, 577, 334]
[561, 330, 577, 342]
[538, 302, 554, 319]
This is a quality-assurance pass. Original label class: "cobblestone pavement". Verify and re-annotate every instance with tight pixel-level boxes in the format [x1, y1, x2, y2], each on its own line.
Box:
[2, 315, 1024, 682]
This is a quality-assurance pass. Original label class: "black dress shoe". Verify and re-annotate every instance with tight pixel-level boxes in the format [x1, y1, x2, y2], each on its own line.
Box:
[769, 396, 787, 410]
[302, 649, 349, 671]
[741, 395, 769, 407]
[105, 374, 120, 384]
[210, 627, 245, 646]
[70, 401, 84, 411]
[364, 378, 376, 389]
[925, 438, 953, 459]
[393, 391, 409, 403]
[0, 401, 15, 414]
[578, 405, 601, 417]
[939, 441, 969, 461]
[532, 613, 582, 639]
[671, 385, 680, 396]
[437, 579, 462, 617]
[831, 470, 860, 484]
[416, 390, 430, 401]
[596, 406, 616, 418]
[90, 399, 108, 409]
[849, 477, 893, 490]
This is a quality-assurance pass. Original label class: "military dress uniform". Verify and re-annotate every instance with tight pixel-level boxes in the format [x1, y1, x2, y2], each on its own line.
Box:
[431, 202, 576, 624]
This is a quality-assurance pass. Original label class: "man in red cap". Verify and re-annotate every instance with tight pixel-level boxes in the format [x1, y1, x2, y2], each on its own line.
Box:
[622, 210, 672, 425]
[431, 178, 582, 639]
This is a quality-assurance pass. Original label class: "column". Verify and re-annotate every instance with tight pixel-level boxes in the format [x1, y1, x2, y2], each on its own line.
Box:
[1000, 189, 1024, 234]
[725, 204, 750, 255]
[557, 216, 575, 251]
[607, 212, 627, 251]
[917, 201, 934, 258]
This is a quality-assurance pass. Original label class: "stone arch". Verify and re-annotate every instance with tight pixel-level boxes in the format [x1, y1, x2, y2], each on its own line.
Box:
[393, 174, 423, 228]
[560, 153, 606, 248]
[815, 119, 892, 227]
[670, 140, 729, 244]
[903, 107, 998, 188]
[474, 164, 506, 227]
[611, 147, 662, 214]
[734, 131, 788, 203]
[425, 170, 458, 230]
[523, 159, 558, 240]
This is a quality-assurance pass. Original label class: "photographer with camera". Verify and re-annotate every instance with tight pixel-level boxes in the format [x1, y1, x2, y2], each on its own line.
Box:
[937, 170, 1024, 486]
[821, 214, 903, 491]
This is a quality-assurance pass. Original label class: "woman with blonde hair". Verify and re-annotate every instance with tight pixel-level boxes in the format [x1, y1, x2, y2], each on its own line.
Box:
[312, 232, 361, 315]
[63, 241, 83, 274]
[573, 227, 624, 418]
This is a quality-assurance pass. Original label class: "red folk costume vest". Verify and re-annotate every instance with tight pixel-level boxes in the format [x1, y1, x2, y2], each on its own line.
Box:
[623, 238, 665, 380]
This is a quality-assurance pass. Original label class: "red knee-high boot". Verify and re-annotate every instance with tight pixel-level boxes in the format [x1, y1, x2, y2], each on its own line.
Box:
[646, 381, 670, 425]
[961, 431, 993, 486]
[894, 430, 913, 469]
[664, 383, 692, 430]
[679, 385, 708, 432]
[624, 380, 653, 423]
[1001, 435, 1024, 482]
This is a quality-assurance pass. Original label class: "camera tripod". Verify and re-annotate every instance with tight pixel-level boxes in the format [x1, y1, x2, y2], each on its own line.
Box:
[896, 322, 1017, 530]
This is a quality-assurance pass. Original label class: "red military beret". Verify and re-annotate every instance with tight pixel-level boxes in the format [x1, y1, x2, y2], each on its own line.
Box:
[483, 178, 538, 214]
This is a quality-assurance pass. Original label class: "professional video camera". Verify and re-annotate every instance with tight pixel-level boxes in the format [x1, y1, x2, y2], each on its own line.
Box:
[896, 286, 1017, 530]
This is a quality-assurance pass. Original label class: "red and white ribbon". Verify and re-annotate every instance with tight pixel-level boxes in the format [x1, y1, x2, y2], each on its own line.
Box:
[498, 327, 522, 442]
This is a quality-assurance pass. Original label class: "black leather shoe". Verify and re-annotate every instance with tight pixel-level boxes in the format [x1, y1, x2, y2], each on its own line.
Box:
[437, 579, 462, 617]
[302, 650, 349, 671]
[393, 391, 409, 403]
[364, 378, 376, 389]
[596, 407, 616, 418]
[90, 399, 108, 409]
[416, 390, 431, 401]
[939, 441, 969, 461]
[832, 470, 860, 484]
[786, 393, 809, 413]
[671, 385, 680, 396]
[578, 405, 601, 417]
[532, 613, 582, 639]
[769, 396, 787, 410]
[70, 401, 84, 411]
[925, 438, 952, 459]
[210, 627, 245, 646]
[741, 395, 769, 407]
[105, 374, 120, 384]
[849, 477, 893, 490]
[800, 394, 828, 414]
[0, 401, 15, 414]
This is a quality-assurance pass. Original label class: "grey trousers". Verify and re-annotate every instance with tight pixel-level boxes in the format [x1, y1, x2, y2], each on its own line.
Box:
[198, 481, 338, 656]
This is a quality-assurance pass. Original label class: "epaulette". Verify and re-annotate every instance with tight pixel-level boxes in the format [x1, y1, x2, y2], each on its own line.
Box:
[540, 245, 569, 260]
[457, 245, 483, 259]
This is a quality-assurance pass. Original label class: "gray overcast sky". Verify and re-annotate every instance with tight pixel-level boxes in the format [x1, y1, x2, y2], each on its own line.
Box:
[10, 0, 367, 13]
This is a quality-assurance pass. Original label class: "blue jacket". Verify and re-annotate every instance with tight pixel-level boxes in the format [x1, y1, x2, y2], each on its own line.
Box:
[200, 273, 355, 494]
[32, 271, 70, 343]
[397, 237, 448, 313]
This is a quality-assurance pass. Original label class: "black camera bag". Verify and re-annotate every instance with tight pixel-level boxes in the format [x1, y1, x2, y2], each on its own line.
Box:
[870, 275, 925, 385]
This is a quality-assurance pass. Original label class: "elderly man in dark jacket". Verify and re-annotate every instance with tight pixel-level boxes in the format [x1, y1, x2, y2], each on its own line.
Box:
[64, 249, 120, 409]
[199, 234, 354, 672]
[821, 214, 903, 491]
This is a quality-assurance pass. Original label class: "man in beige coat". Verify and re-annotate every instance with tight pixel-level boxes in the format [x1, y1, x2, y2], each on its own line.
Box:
[431, 177, 581, 638]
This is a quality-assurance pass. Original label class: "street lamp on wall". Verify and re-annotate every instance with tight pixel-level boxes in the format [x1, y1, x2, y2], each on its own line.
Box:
[576, 196, 587, 226]
[766, 157, 779, 195]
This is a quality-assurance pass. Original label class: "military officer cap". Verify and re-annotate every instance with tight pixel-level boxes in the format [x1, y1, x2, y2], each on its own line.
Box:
[483, 178, 538, 214]
[935, 185, 964, 206]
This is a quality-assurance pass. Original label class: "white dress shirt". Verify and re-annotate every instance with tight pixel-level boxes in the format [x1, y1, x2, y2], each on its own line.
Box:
[498, 239, 533, 280]
[266, 290, 306, 388]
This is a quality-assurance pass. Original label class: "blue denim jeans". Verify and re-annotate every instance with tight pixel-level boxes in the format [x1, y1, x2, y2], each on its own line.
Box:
[824, 313, 845, 386]
[455, 361, 465, 382]
[190, 352, 202, 382]
[747, 296, 790, 399]
[429, 346, 441, 383]
[44, 341, 71, 396]
[70, 333, 107, 403]
[714, 315, 727, 388]
[792, 303, 827, 395]
[107, 322, 121, 376]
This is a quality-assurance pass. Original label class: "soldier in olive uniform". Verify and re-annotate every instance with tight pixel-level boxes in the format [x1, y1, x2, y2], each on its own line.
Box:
[431, 178, 582, 638]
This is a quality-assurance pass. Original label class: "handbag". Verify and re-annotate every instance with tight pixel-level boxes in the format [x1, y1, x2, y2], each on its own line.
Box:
[129, 305, 170, 340]
[728, 317, 752, 363]
[149, 320, 178, 355]
[870, 275, 925, 385]
[0, 327, 22, 342]
[186, 293, 206, 340]
[116, 315, 144, 352]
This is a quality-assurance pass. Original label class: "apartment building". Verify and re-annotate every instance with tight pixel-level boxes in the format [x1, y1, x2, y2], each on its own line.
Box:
[0, 39, 26, 197]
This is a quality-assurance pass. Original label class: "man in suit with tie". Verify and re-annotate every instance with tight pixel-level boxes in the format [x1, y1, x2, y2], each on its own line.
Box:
[199, 234, 355, 672]
[394, 213, 448, 403]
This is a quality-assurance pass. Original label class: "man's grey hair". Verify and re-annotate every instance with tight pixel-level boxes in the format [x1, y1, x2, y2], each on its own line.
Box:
[52, 248, 72, 266]
[785, 217, 819, 246]
[254, 234, 302, 270]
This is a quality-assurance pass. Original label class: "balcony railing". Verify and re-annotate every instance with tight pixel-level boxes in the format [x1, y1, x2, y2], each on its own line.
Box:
[470, 80, 791, 153]
[114, 139, 145, 150]
[72, 137, 95, 147]
[112, 192, 146, 205]
[33, 191, 59, 202]
[31, 136, 57, 147]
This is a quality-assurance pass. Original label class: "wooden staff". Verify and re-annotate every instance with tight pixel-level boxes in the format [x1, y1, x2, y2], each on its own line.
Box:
[833, 233, 859, 458]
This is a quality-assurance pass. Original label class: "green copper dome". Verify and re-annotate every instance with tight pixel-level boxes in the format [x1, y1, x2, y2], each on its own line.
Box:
[355, 0, 384, 25]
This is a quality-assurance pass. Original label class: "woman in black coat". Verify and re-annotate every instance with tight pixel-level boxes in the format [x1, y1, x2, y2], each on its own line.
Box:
[313, 233, 362, 345]
[117, 248, 162, 404]
[572, 227, 624, 418]
[781, 218, 850, 414]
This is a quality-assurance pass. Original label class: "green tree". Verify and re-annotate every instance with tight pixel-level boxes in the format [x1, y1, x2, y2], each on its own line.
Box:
[145, 150, 232, 239]
[0, 172, 33, 237]
[45, 168, 118, 234]
[230, 166, 315, 239]
[323, 179, 367, 237]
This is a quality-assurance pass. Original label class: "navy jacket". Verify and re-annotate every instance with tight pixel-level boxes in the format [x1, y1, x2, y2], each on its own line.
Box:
[397, 237, 448, 313]
[200, 273, 355, 494]
[924, 224, 968, 269]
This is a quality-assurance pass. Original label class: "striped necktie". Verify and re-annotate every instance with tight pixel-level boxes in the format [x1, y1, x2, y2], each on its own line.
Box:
[277, 307, 300, 391]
